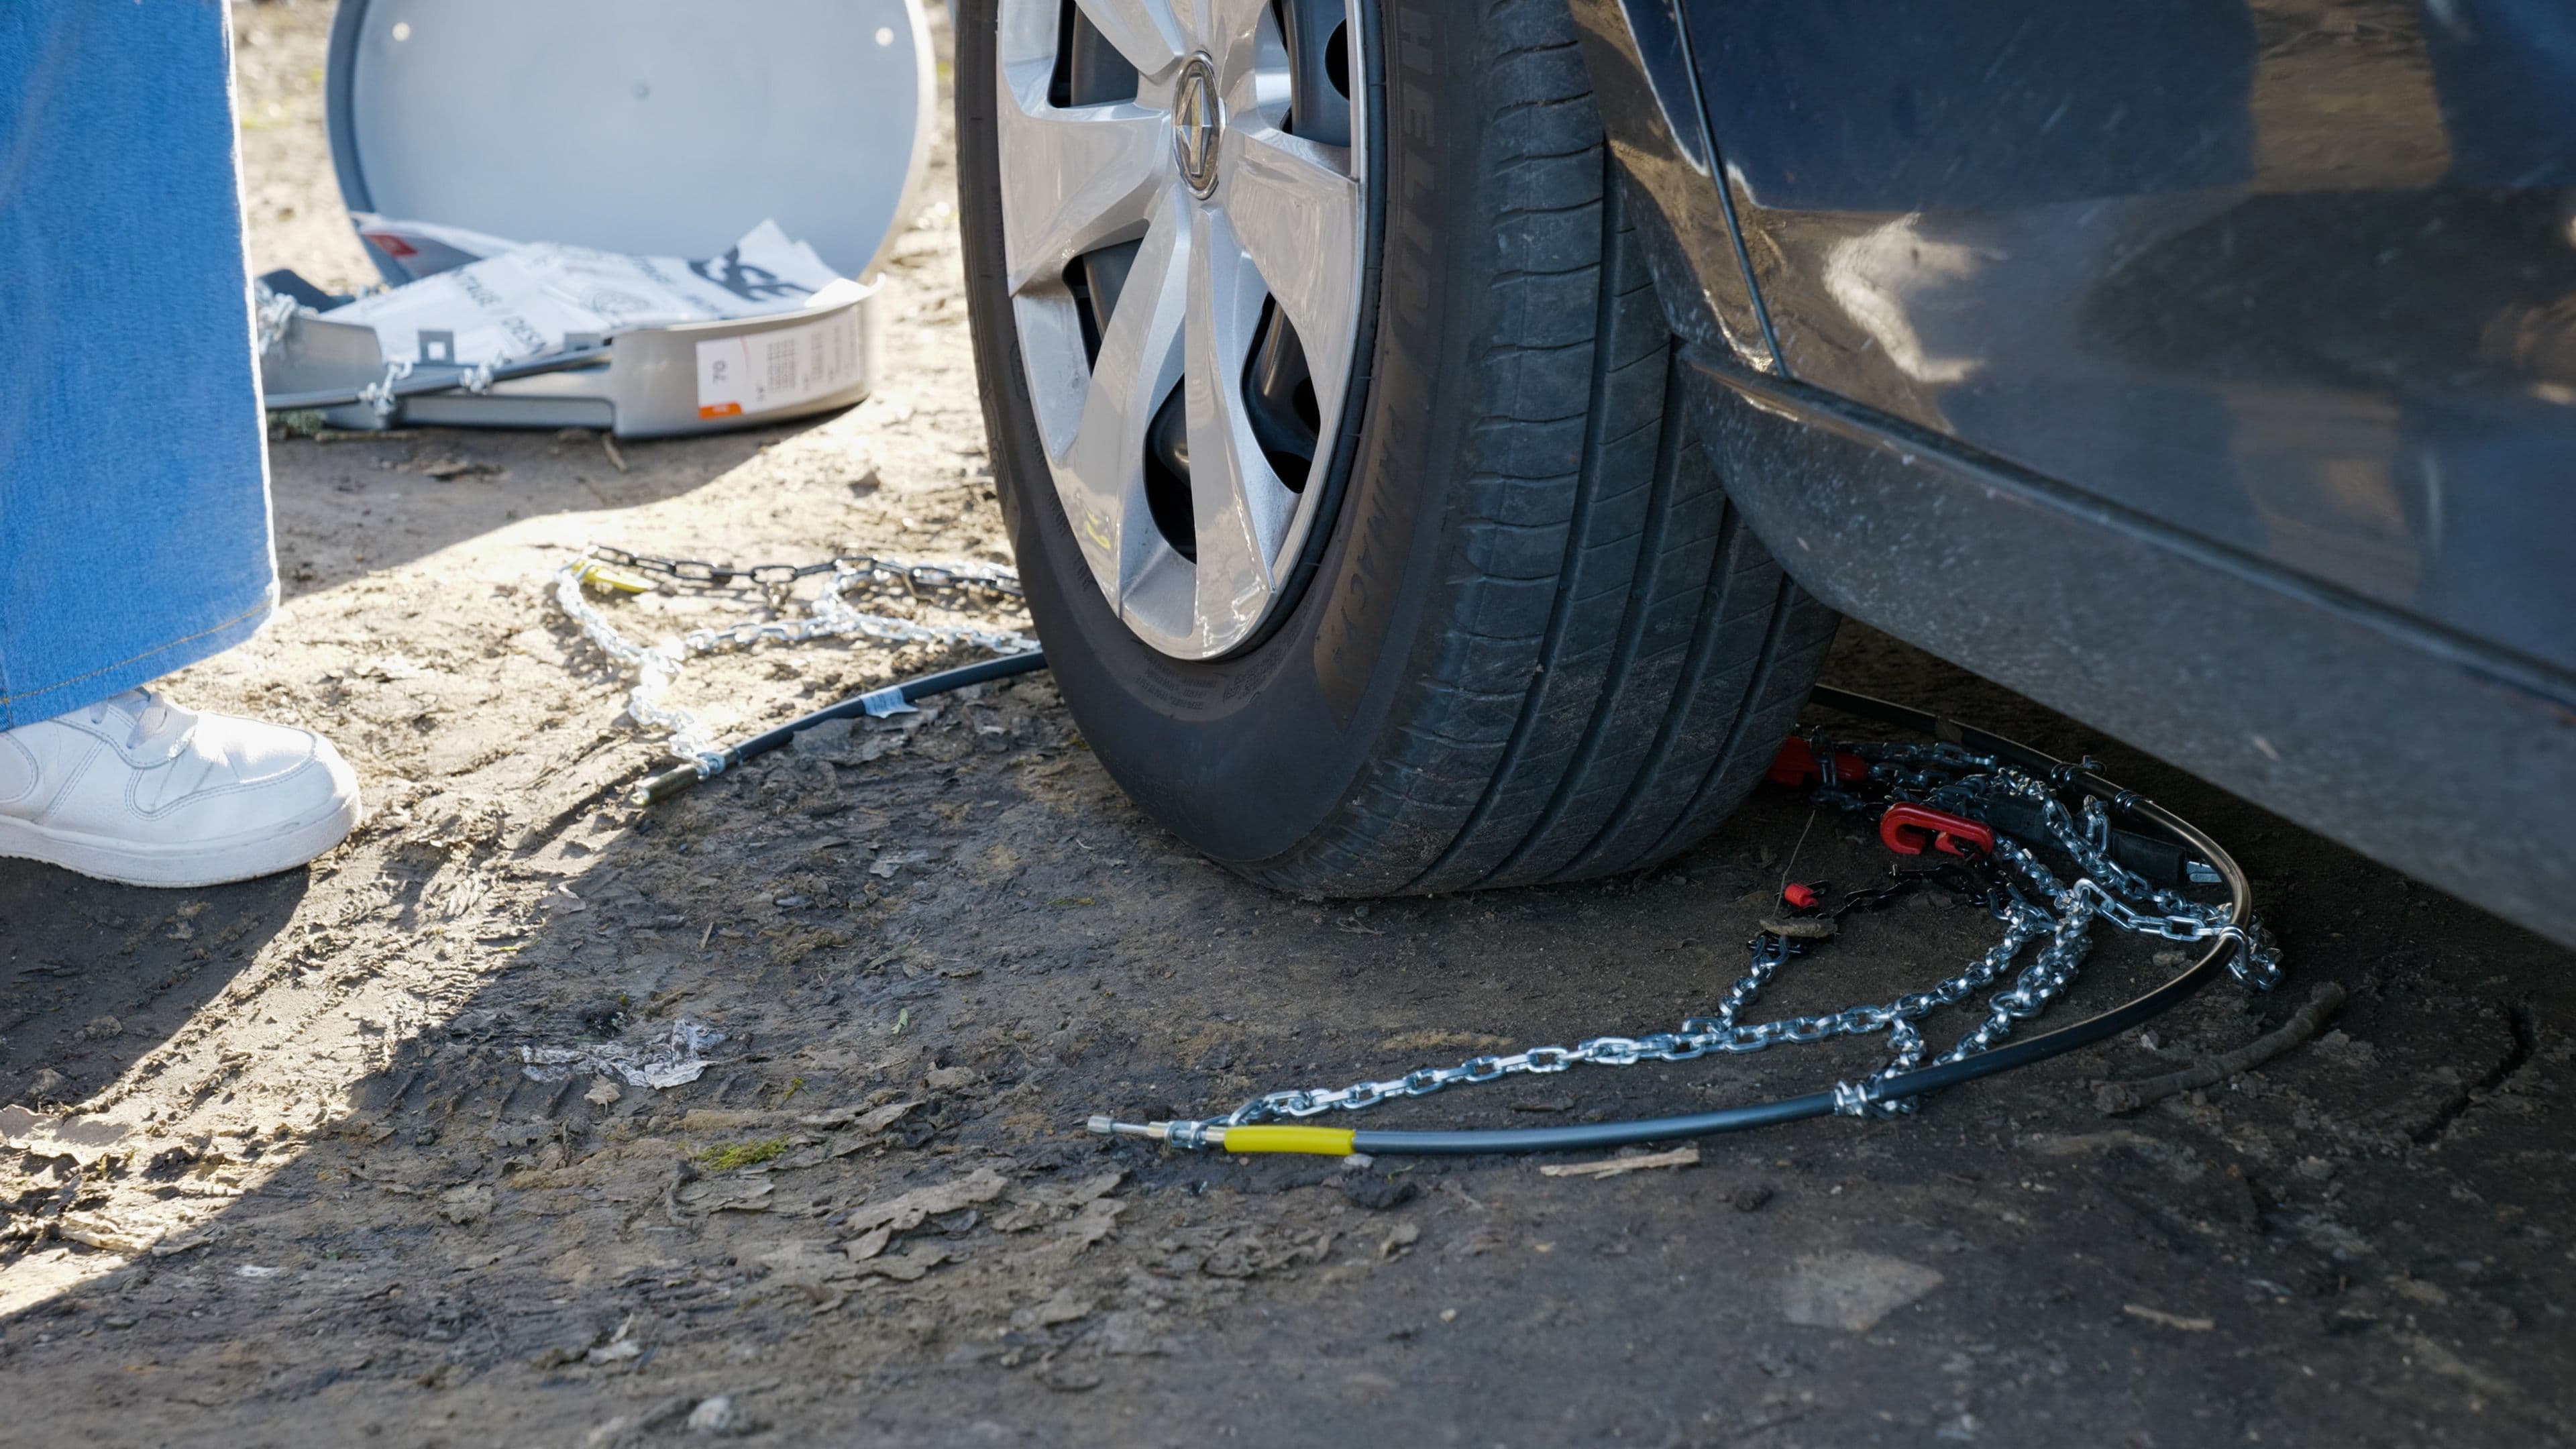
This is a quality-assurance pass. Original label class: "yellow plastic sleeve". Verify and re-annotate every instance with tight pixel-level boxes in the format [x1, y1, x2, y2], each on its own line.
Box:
[1219, 1126, 1359, 1156]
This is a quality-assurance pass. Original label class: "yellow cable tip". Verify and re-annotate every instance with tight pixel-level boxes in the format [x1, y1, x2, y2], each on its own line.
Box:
[576, 559, 652, 594]
[1216, 1125, 1359, 1157]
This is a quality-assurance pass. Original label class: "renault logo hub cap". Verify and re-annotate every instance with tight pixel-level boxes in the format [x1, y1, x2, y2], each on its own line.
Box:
[1173, 54, 1222, 197]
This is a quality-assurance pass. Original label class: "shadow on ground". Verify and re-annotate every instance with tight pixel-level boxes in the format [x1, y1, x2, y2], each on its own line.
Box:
[267, 421, 834, 599]
[1, 870, 305, 1106]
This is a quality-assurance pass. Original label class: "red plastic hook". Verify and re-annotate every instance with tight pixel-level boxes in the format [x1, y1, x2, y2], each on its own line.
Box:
[1879, 803, 1996, 859]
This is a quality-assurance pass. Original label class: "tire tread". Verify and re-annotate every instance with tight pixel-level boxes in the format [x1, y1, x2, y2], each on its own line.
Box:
[1238, 0, 1833, 896]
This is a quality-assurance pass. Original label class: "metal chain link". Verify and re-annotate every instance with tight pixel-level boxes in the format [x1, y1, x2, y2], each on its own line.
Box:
[1201, 749, 2279, 1136]
[358, 359, 414, 419]
[582, 543, 1024, 606]
[551, 549, 1036, 776]
[254, 283, 301, 357]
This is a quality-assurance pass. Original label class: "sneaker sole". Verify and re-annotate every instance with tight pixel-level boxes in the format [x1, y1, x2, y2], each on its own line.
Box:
[0, 785, 364, 889]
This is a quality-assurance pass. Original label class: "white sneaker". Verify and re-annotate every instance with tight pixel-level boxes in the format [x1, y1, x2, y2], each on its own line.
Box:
[0, 690, 362, 888]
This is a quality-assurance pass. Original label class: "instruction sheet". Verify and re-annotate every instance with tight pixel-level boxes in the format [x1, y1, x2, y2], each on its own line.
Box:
[323, 218, 864, 370]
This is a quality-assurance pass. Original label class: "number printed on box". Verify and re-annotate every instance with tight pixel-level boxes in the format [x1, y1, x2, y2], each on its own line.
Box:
[695, 308, 863, 421]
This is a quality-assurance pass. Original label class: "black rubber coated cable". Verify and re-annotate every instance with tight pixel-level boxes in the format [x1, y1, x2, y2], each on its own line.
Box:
[631, 650, 1049, 804]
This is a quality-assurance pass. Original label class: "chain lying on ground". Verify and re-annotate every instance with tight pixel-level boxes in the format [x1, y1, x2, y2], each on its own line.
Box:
[580, 543, 1024, 601]
[1146, 735, 2279, 1147]
[551, 546, 1036, 780]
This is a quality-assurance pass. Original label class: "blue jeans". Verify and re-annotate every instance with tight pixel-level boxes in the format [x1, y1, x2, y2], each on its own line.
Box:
[0, 0, 274, 730]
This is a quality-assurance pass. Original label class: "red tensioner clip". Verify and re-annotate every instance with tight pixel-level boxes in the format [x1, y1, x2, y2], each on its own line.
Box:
[1879, 802, 1996, 859]
[1766, 737, 1869, 788]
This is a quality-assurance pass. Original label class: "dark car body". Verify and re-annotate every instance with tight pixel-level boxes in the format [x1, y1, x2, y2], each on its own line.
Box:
[1573, 0, 2576, 945]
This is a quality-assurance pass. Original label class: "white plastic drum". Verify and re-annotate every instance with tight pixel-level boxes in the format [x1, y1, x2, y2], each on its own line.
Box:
[327, 0, 933, 283]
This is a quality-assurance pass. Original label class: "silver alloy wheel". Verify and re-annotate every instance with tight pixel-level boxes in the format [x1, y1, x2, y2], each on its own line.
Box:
[994, 0, 1369, 659]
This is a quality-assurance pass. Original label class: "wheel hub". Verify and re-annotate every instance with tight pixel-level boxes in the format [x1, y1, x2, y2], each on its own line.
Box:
[993, 0, 1368, 659]
[1172, 54, 1222, 199]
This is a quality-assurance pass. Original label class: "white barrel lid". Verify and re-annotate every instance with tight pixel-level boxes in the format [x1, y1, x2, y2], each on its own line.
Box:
[326, 0, 932, 284]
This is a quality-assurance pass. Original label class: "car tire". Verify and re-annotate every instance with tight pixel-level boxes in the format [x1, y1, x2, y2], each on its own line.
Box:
[957, 0, 1837, 896]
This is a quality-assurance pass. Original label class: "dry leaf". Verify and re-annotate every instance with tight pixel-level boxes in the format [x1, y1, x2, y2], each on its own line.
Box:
[842, 1167, 1008, 1235]
[856, 1245, 951, 1282]
[1052, 1197, 1123, 1255]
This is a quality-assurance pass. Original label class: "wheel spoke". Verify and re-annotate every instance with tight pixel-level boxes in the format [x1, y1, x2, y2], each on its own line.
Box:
[995, 69, 1171, 296]
[1198, 0, 1275, 70]
[1059, 192, 1191, 596]
[1069, 0, 1187, 78]
[1219, 123, 1362, 443]
[1183, 205, 1287, 645]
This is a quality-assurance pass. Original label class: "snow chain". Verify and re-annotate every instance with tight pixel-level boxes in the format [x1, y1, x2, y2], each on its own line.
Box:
[1093, 695, 2279, 1156]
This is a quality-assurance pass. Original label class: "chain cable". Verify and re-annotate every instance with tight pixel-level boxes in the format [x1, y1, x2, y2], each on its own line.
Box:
[551, 546, 1037, 781]
[1183, 739, 2279, 1140]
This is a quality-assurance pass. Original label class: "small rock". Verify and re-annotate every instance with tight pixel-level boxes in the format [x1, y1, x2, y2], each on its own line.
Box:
[1731, 1184, 1775, 1213]
[2296, 1156, 2334, 1181]
[635, 1397, 694, 1432]
[686, 1395, 747, 1436]
[1339, 1173, 1419, 1212]
[83, 1016, 123, 1040]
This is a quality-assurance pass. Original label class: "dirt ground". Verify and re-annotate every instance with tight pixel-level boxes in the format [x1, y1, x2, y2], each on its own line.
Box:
[4, 5, 2573, 1446]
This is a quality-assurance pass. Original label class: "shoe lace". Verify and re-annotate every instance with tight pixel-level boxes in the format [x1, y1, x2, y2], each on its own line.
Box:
[85, 689, 191, 754]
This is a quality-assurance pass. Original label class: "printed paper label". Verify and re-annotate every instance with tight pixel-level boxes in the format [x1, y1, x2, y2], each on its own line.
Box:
[695, 307, 864, 420]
